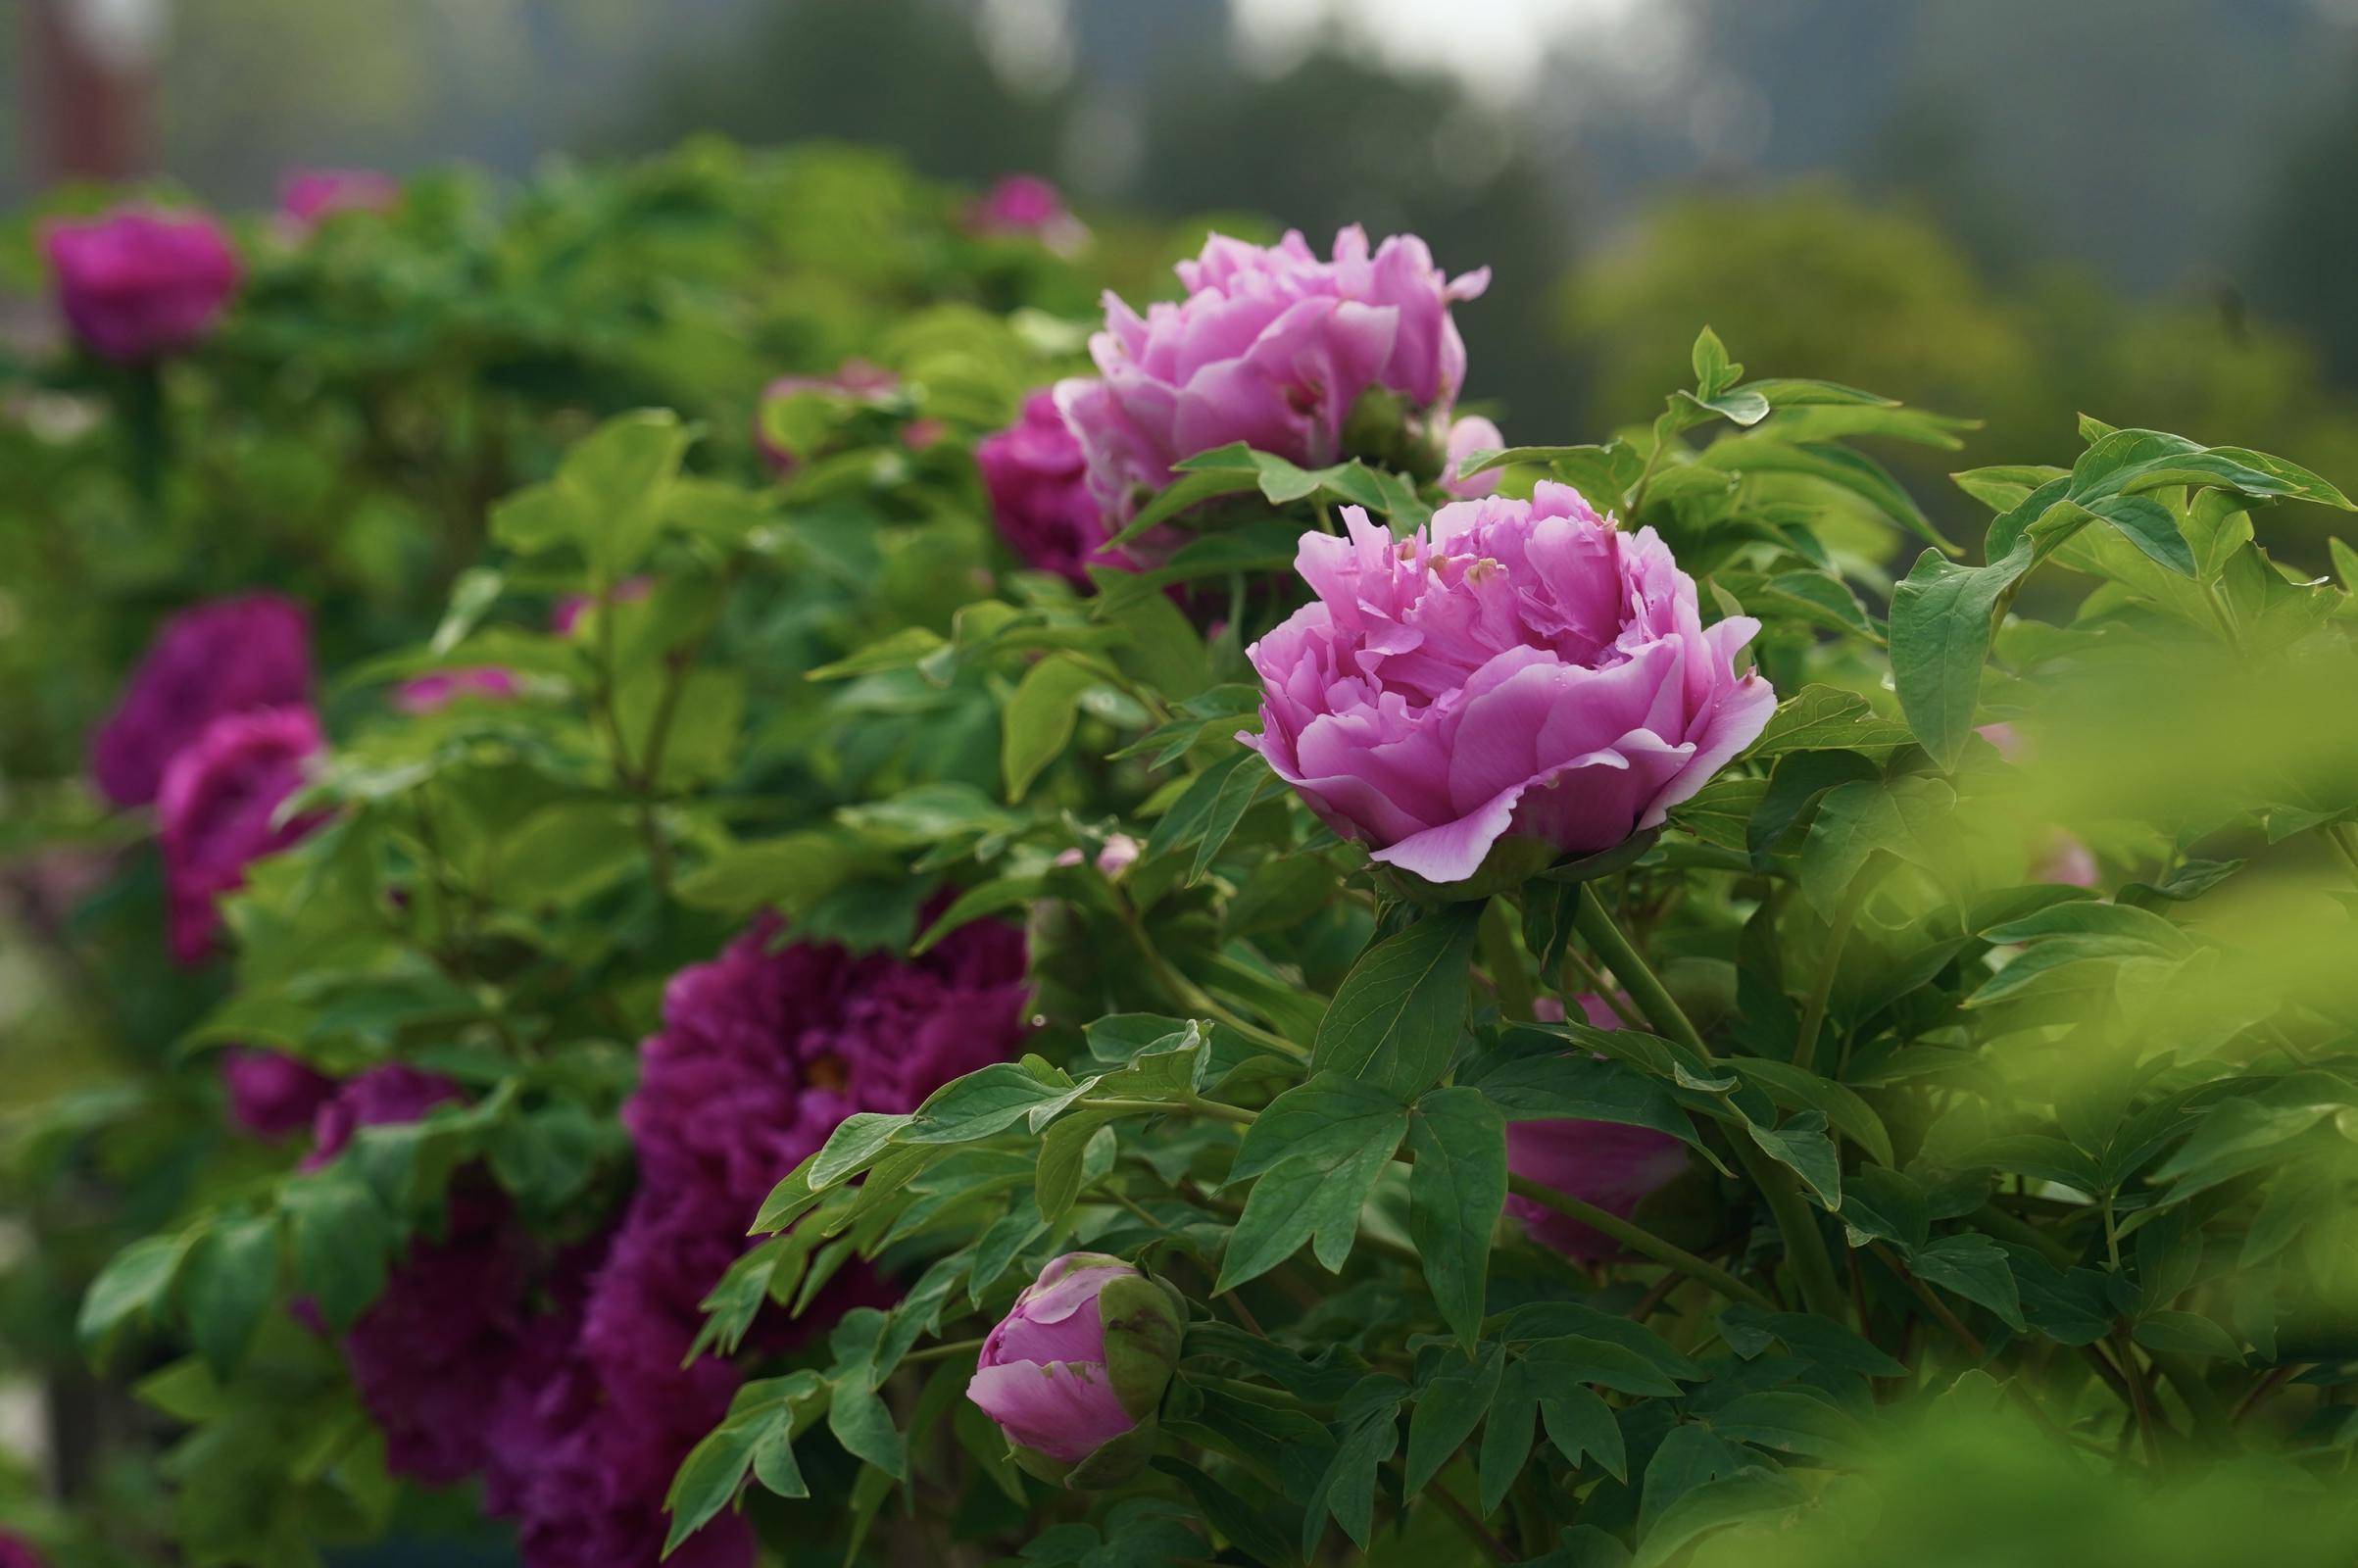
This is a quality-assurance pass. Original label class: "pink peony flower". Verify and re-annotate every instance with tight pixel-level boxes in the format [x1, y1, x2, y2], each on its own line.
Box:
[968, 174, 1089, 255]
[1443, 414, 1505, 500]
[43, 208, 241, 363]
[391, 666, 520, 714]
[1505, 995, 1692, 1262]
[304, 1062, 461, 1169]
[1242, 486, 1775, 884]
[157, 707, 325, 964]
[967, 1253, 1153, 1464]
[977, 389, 1124, 585]
[220, 1048, 335, 1140]
[90, 594, 313, 808]
[1056, 226, 1488, 524]
[279, 168, 400, 228]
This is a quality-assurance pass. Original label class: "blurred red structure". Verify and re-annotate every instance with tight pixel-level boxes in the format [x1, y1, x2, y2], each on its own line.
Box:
[24, 0, 163, 185]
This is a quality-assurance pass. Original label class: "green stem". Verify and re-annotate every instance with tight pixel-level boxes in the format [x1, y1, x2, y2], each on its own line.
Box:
[1571, 885, 1849, 1323]
[1794, 865, 1878, 1074]
[1480, 897, 1537, 1020]
[1115, 900, 1307, 1060]
[902, 1337, 983, 1366]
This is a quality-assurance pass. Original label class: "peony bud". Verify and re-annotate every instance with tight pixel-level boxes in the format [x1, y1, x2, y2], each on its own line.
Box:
[1442, 415, 1505, 499]
[968, 174, 1089, 256]
[977, 389, 1126, 587]
[966, 1252, 1182, 1487]
[43, 207, 241, 363]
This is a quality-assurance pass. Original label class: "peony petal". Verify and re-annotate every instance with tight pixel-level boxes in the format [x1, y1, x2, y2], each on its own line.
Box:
[966, 1360, 1138, 1464]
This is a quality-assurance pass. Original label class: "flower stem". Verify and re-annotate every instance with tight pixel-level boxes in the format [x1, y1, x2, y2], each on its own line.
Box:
[1794, 864, 1879, 1074]
[902, 1337, 983, 1366]
[1571, 884, 1849, 1323]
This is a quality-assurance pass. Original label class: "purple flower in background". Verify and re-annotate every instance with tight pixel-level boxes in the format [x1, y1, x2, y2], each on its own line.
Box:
[220, 1048, 335, 1140]
[488, 910, 1029, 1564]
[967, 1253, 1151, 1463]
[279, 168, 400, 228]
[304, 1062, 461, 1169]
[391, 666, 520, 714]
[1057, 225, 1488, 524]
[157, 707, 324, 964]
[43, 207, 241, 362]
[1506, 995, 1693, 1262]
[0, 1532, 47, 1568]
[552, 576, 652, 637]
[1442, 414, 1505, 499]
[977, 389, 1124, 585]
[968, 174, 1089, 255]
[1243, 486, 1775, 884]
[91, 594, 312, 808]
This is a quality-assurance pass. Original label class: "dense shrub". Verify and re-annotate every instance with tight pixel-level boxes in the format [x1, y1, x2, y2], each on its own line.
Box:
[6, 143, 2358, 1568]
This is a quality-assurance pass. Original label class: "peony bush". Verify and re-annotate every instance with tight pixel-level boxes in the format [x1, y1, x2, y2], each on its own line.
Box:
[6, 145, 2358, 1568]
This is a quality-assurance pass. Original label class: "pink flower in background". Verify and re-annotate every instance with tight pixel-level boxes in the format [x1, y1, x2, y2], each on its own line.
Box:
[1506, 995, 1693, 1262]
[1442, 414, 1505, 499]
[754, 359, 900, 473]
[1243, 486, 1774, 884]
[967, 1253, 1149, 1463]
[392, 666, 520, 714]
[43, 208, 241, 362]
[220, 1048, 335, 1140]
[978, 388, 1125, 585]
[968, 174, 1089, 255]
[1057, 226, 1488, 523]
[279, 169, 401, 228]
[0, 1533, 46, 1568]
[304, 1063, 460, 1169]
[91, 594, 313, 808]
[552, 576, 652, 636]
[1978, 723, 2101, 888]
[156, 706, 325, 964]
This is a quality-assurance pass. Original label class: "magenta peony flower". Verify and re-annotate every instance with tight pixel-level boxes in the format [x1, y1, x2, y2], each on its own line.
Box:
[220, 1048, 335, 1140]
[279, 168, 400, 228]
[1056, 226, 1488, 523]
[91, 594, 313, 808]
[968, 174, 1089, 255]
[1506, 995, 1692, 1262]
[304, 1062, 461, 1169]
[488, 910, 1029, 1565]
[977, 389, 1124, 585]
[43, 208, 241, 363]
[391, 666, 520, 714]
[0, 1533, 45, 1568]
[967, 1253, 1169, 1466]
[1443, 414, 1505, 500]
[157, 707, 325, 964]
[1242, 487, 1775, 885]
[623, 912, 1031, 1220]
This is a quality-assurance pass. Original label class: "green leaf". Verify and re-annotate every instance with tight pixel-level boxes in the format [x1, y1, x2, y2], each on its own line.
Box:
[1225, 1076, 1409, 1188]
[283, 1172, 394, 1331]
[1479, 1360, 1541, 1515]
[1002, 654, 1098, 802]
[903, 1062, 1083, 1145]
[1716, 1305, 1906, 1377]
[78, 1233, 195, 1363]
[1632, 1468, 1804, 1568]
[2132, 1310, 2243, 1360]
[1521, 1335, 1685, 1398]
[2084, 493, 2194, 577]
[828, 1370, 909, 1481]
[1723, 1059, 1894, 1166]
[1909, 1234, 2027, 1332]
[1302, 1391, 1402, 1555]
[1745, 1111, 1842, 1208]
[183, 1216, 281, 1379]
[1404, 1346, 1504, 1495]
[1539, 1384, 1627, 1480]
[1406, 1088, 1508, 1350]
[1107, 464, 1262, 549]
[1218, 1128, 1401, 1293]
[1707, 1391, 1867, 1459]
[1691, 326, 1737, 398]
[1309, 904, 1484, 1097]
[1749, 685, 1916, 761]
[560, 409, 692, 574]
[1889, 543, 2031, 770]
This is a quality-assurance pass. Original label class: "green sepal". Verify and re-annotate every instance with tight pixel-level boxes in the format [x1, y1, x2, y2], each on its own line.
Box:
[1097, 1274, 1184, 1422]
